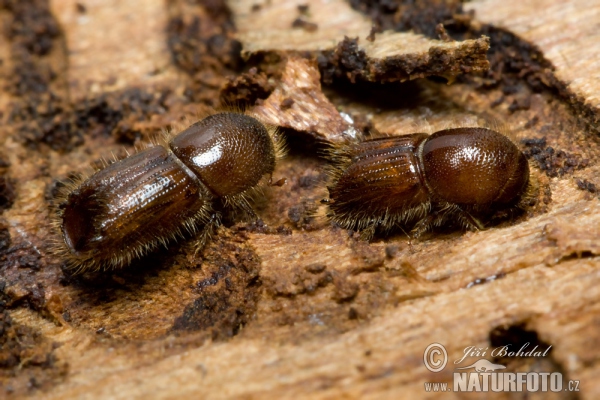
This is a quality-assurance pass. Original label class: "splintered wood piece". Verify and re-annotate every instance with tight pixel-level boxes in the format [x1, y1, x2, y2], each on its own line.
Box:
[231, 0, 490, 83]
[252, 56, 359, 143]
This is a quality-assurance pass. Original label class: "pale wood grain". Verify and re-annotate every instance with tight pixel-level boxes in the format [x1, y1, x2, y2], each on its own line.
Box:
[466, 0, 600, 121]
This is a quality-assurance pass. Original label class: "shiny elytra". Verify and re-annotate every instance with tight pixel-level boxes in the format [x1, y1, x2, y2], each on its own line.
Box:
[325, 127, 535, 238]
[55, 112, 283, 272]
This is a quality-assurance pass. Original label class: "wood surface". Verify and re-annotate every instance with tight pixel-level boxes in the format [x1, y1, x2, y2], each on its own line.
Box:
[466, 0, 600, 129]
[0, 0, 599, 399]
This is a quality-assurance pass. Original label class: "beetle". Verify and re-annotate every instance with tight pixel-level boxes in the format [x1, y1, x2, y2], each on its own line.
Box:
[324, 127, 535, 238]
[53, 112, 284, 272]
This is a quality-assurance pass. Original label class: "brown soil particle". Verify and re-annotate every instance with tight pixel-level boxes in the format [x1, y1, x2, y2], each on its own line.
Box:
[522, 137, 589, 178]
[2, 0, 75, 151]
[576, 179, 598, 194]
[479, 33, 597, 133]
[219, 67, 275, 107]
[0, 221, 11, 258]
[166, 0, 242, 105]
[2, 0, 60, 59]
[0, 174, 16, 212]
[287, 201, 318, 230]
[0, 309, 67, 395]
[349, 0, 465, 38]
[8, 99, 82, 151]
[9, 86, 174, 149]
[291, 17, 319, 32]
[3, 0, 176, 150]
[474, 27, 558, 96]
[76, 88, 173, 144]
[319, 37, 367, 84]
[171, 230, 262, 339]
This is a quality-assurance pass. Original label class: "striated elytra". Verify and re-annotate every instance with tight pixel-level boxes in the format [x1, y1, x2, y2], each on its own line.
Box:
[325, 127, 534, 238]
[56, 112, 283, 273]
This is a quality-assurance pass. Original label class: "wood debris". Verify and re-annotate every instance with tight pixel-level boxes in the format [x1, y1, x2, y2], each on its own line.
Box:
[232, 0, 489, 83]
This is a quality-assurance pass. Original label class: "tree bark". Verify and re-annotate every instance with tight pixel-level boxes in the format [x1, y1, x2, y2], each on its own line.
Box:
[0, 0, 599, 398]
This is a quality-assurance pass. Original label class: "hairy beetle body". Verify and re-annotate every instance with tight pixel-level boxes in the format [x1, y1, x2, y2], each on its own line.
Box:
[326, 127, 534, 238]
[55, 112, 283, 272]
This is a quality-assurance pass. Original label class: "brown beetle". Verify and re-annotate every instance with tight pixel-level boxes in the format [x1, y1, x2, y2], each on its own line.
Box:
[54, 112, 284, 272]
[324, 127, 535, 238]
